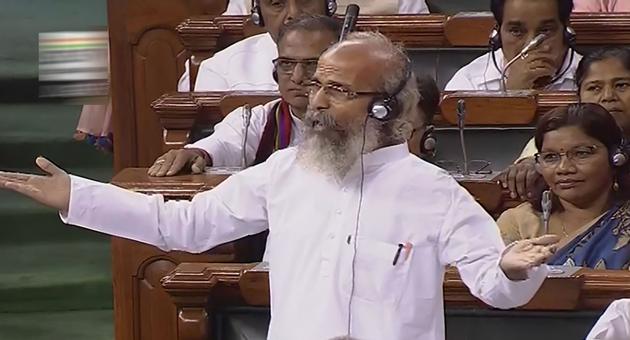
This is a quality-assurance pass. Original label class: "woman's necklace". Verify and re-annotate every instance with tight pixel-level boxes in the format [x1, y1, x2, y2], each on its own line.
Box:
[556, 214, 570, 238]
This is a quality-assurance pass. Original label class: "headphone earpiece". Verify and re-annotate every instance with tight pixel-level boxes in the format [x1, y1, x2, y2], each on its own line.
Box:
[367, 62, 412, 121]
[564, 26, 577, 49]
[612, 139, 629, 167]
[420, 125, 437, 158]
[489, 26, 501, 51]
[251, 0, 337, 27]
[326, 0, 337, 16]
[251, 0, 264, 27]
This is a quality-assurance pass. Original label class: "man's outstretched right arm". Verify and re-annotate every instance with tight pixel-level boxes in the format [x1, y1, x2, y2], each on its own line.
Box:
[1, 157, 270, 253]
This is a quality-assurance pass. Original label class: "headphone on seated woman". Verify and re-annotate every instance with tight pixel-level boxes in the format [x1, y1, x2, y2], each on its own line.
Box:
[251, 0, 338, 27]
[612, 138, 629, 167]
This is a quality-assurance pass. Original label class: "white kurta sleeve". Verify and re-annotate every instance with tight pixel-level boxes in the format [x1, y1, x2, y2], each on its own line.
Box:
[186, 103, 269, 167]
[178, 60, 191, 92]
[586, 299, 630, 340]
[194, 59, 230, 91]
[444, 68, 477, 91]
[398, 0, 429, 13]
[61, 161, 272, 253]
[438, 185, 548, 309]
[222, 0, 250, 15]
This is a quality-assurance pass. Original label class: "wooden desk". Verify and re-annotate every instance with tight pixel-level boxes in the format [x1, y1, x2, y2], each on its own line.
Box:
[151, 90, 579, 153]
[162, 262, 630, 340]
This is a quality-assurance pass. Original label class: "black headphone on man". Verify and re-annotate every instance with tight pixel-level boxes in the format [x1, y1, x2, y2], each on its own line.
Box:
[251, 0, 338, 27]
[367, 61, 412, 122]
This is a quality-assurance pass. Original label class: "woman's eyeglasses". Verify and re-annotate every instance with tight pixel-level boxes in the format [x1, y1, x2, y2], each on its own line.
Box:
[535, 145, 600, 167]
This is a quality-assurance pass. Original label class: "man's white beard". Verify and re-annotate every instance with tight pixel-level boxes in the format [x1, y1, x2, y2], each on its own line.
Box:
[297, 108, 380, 181]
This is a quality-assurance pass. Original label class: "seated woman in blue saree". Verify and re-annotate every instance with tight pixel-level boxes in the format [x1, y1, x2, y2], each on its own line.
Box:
[498, 103, 630, 270]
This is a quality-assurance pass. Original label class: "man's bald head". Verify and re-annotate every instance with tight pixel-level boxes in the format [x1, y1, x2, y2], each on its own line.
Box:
[317, 31, 421, 142]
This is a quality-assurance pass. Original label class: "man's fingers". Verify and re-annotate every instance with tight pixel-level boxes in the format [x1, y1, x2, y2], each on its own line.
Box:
[0, 171, 32, 183]
[167, 152, 190, 176]
[191, 156, 206, 174]
[505, 166, 518, 199]
[514, 168, 528, 200]
[35, 157, 65, 176]
[497, 169, 509, 189]
[2, 181, 41, 196]
[530, 234, 561, 246]
[524, 169, 539, 198]
[155, 153, 176, 177]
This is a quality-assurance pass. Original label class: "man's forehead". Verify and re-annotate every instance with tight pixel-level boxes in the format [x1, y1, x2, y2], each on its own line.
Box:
[315, 42, 385, 86]
[278, 30, 337, 57]
[503, 0, 560, 22]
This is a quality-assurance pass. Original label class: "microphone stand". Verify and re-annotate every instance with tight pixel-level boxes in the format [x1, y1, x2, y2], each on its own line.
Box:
[542, 190, 552, 234]
[241, 104, 252, 169]
[456, 99, 469, 176]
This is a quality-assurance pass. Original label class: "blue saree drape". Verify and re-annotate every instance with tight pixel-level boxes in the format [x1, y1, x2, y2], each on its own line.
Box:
[549, 201, 630, 270]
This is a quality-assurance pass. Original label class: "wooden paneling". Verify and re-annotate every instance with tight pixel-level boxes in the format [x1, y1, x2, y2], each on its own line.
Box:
[110, 168, 264, 340]
[107, 1, 232, 338]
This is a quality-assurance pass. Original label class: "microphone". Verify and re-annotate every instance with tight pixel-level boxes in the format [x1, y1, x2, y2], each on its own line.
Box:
[456, 99, 469, 175]
[500, 33, 548, 91]
[241, 104, 252, 169]
[339, 4, 360, 41]
[542, 190, 552, 234]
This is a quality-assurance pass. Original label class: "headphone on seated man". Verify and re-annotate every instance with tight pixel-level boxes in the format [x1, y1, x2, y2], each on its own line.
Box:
[251, 0, 338, 27]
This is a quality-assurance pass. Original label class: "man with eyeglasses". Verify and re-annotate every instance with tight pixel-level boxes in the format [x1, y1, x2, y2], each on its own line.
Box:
[149, 15, 341, 176]
[178, 0, 336, 92]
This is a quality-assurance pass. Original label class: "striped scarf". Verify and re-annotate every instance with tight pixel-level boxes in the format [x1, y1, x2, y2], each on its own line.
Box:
[253, 100, 293, 165]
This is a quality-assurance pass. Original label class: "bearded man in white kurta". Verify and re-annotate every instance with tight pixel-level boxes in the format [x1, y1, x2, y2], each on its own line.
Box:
[0, 32, 560, 340]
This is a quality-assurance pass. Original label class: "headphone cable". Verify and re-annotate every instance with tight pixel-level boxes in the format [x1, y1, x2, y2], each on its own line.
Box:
[346, 114, 368, 338]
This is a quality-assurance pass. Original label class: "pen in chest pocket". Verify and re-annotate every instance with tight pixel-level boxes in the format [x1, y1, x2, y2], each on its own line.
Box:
[392, 242, 413, 266]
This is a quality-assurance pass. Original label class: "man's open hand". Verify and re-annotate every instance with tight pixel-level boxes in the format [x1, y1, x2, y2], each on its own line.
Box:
[0, 157, 70, 213]
[500, 235, 560, 281]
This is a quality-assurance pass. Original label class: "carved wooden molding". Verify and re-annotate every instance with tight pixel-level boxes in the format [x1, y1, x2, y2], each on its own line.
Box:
[180, 14, 630, 57]
[163, 262, 630, 334]
[152, 91, 579, 145]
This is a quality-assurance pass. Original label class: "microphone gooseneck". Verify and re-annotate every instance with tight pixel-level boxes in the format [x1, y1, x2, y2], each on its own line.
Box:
[542, 190, 552, 234]
[241, 104, 252, 169]
[456, 99, 469, 175]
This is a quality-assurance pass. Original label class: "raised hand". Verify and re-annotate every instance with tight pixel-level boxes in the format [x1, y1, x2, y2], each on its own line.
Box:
[505, 52, 557, 90]
[0, 157, 70, 212]
[500, 234, 560, 281]
[147, 148, 208, 177]
[498, 157, 542, 200]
